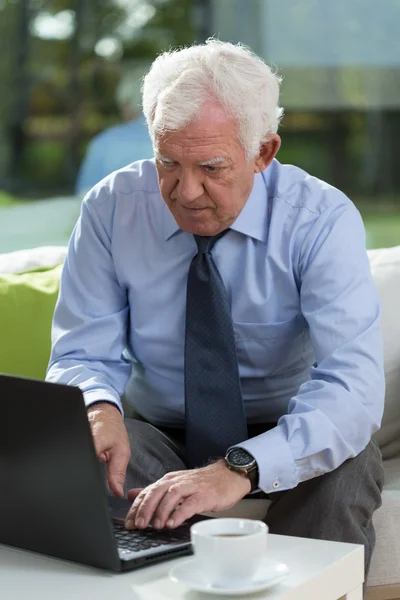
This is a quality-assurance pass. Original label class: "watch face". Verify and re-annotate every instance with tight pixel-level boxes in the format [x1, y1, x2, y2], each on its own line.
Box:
[227, 448, 255, 468]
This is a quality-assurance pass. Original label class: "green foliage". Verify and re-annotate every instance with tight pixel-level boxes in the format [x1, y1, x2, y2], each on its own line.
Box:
[0, 191, 23, 206]
[145, 0, 199, 48]
[22, 140, 68, 187]
[278, 134, 331, 182]
[362, 213, 400, 249]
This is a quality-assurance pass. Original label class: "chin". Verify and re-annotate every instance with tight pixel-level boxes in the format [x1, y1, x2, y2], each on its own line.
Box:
[180, 221, 221, 237]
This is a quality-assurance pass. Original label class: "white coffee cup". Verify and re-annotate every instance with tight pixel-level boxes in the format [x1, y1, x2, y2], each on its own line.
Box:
[190, 518, 268, 586]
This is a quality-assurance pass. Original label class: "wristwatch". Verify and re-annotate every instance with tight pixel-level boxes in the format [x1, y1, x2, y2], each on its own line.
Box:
[224, 448, 259, 492]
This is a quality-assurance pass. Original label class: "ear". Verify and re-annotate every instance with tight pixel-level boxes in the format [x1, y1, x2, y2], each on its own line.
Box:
[254, 135, 281, 173]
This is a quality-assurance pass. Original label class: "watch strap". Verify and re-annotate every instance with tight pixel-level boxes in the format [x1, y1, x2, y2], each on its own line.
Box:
[247, 464, 259, 492]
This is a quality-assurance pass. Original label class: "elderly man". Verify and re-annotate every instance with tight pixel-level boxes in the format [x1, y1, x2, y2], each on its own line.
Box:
[47, 40, 384, 580]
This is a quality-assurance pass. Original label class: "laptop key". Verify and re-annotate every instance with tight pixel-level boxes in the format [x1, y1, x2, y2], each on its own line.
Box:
[113, 521, 191, 553]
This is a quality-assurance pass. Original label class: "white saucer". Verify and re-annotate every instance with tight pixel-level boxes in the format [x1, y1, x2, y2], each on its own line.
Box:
[169, 556, 289, 596]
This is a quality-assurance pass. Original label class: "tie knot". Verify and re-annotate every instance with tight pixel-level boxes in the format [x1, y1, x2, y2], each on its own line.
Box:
[194, 229, 229, 254]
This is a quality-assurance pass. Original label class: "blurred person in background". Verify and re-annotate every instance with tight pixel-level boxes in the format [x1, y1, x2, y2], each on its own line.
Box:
[75, 67, 153, 197]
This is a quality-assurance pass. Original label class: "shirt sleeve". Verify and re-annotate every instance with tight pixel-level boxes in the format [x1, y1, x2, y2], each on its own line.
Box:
[46, 188, 131, 414]
[237, 202, 385, 494]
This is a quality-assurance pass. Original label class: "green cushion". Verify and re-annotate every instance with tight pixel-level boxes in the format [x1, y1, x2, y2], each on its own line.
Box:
[0, 264, 62, 380]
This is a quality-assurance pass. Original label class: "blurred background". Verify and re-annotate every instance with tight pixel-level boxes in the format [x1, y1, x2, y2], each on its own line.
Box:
[1, 0, 400, 253]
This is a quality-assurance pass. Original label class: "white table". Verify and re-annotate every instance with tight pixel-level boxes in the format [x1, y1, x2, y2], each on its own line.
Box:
[0, 534, 364, 600]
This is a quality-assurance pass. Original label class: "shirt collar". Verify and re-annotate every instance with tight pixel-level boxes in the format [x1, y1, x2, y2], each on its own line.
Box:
[229, 172, 268, 243]
[163, 171, 269, 243]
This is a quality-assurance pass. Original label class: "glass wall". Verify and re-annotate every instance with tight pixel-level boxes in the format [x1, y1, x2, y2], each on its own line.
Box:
[209, 0, 400, 248]
[0, 0, 204, 251]
[1, 0, 399, 251]
[0, 0, 202, 196]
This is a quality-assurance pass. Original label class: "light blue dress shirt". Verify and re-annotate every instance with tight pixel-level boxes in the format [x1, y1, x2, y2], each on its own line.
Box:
[47, 158, 385, 494]
[75, 116, 153, 196]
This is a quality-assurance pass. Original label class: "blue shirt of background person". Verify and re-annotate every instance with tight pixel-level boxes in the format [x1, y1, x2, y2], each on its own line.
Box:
[75, 70, 154, 197]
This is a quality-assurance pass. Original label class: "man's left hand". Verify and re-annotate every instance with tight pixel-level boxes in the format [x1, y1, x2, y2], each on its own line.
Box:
[125, 459, 251, 530]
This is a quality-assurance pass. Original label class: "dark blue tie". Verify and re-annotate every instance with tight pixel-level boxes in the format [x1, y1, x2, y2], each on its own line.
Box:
[184, 231, 248, 468]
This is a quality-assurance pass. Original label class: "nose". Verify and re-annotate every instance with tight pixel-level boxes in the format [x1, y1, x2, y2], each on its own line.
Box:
[176, 169, 204, 204]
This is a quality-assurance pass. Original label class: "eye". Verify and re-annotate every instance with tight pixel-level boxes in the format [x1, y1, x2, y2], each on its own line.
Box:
[158, 158, 177, 169]
[203, 165, 221, 173]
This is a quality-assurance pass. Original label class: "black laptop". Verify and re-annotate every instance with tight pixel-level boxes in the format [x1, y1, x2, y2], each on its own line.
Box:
[0, 374, 206, 572]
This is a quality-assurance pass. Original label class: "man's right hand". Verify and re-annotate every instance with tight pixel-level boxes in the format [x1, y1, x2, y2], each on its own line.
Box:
[87, 402, 131, 498]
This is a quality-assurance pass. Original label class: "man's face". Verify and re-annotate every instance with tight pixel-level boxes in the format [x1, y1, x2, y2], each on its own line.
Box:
[155, 102, 280, 237]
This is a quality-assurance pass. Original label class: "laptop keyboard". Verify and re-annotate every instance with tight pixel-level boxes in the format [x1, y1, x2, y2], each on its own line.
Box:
[113, 522, 191, 554]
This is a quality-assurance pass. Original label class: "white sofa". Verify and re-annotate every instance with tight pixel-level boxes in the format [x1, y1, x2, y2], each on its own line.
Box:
[1, 244, 399, 599]
[365, 247, 400, 599]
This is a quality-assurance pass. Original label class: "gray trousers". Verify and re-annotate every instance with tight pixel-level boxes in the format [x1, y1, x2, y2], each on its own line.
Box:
[123, 418, 384, 581]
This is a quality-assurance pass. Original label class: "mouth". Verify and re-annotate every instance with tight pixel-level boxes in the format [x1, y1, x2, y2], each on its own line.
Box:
[181, 205, 209, 213]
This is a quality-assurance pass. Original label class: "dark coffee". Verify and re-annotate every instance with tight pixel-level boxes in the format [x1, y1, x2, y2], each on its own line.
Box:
[213, 534, 248, 537]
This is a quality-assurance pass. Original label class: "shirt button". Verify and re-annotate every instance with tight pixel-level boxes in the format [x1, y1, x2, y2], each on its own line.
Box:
[272, 480, 280, 489]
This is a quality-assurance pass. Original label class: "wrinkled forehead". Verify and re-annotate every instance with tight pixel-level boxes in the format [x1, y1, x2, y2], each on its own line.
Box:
[154, 113, 244, 164]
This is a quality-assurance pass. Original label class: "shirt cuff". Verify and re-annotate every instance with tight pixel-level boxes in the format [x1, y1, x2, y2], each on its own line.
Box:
[234, 424, 299, 494]
[83, 390, 124, 417]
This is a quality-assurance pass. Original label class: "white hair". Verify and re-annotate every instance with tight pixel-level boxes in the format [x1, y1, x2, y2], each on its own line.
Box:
[142, 39, 283, 159]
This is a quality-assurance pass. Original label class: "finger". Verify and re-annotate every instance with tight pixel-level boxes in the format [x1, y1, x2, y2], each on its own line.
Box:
[107, 447, 130, 498]
[127, 488, 143, 502]
[125, 489, 147, 528]
[124, 489, 144, 528]
[134, 481, 172, 529]
[91, 432, 107, 461]
[165, 495, 202, 529]
[152, 483, 193, 529]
